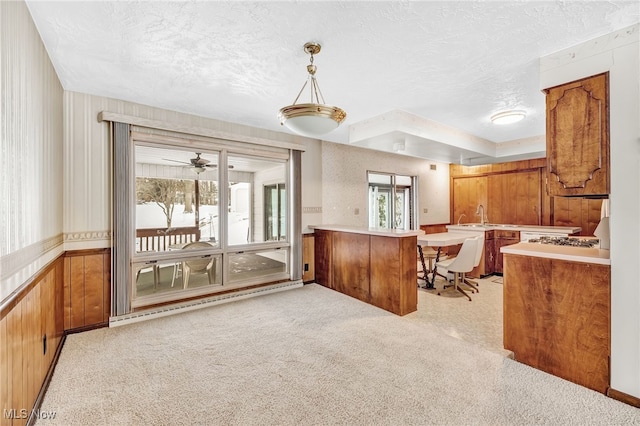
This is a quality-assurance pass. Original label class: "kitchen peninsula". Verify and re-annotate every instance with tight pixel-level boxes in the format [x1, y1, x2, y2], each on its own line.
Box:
[445, 223, 581, 276]
[311, 225, 422, 315]
[501, 240, 611, 393]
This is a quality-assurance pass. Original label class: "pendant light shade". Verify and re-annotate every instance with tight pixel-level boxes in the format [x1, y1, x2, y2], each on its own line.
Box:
[278, 42, 346, 137]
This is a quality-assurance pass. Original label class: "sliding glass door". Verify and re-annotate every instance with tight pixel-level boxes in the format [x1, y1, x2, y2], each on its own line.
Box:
[264, 183, 286, 241]
[130, 142, 291, 308]
[367, 172, 417, 231]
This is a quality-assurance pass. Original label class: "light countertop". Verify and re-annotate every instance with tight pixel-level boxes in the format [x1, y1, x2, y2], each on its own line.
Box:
[446, 224, 581, 234]
[501, 242, 610, 265]
[417, 231, 479, 247]
[309, 225, 424, 238]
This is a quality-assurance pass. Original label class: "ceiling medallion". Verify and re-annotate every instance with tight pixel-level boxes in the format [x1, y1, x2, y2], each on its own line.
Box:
[278, 42, 347, 137]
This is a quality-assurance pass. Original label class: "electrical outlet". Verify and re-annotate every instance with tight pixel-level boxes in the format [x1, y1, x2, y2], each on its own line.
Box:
[304, 263, 309, 272]
[354, 208, 360, 215]
[423, 208, 428, 214]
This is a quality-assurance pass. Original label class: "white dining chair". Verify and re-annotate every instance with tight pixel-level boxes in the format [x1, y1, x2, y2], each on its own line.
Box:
[462, 235, 484, 293]
[435, 237, 479, 301]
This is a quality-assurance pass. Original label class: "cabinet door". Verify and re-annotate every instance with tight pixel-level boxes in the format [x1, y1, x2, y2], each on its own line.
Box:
[515, 171, 541, 225]
[494, 231, 520, 274]
[314, 230, 333, 288]
[545, 73, 609, 196]
[483, 236, 495, 276]
[452, 176, 487, 224]
[504, 254, 610, 393]
[494, 239, 518, 274]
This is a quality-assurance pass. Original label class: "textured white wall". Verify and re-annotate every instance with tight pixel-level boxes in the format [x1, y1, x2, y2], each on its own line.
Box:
[320, 142, 450, 228]
[301, 139, 323, 233]
[64, 92, 450, 248]
[0, 1, 64, 303]
[540, 24, 640, 398]
[62, 91, 308, 250]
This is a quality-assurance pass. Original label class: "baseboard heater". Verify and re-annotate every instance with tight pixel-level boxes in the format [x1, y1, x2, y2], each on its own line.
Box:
[109, 280, 303, 327]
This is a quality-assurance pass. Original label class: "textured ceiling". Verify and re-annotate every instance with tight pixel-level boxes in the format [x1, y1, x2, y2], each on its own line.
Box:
[26, 1, 640, 164]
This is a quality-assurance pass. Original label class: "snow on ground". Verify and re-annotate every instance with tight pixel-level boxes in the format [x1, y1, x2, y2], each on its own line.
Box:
[136, 203, 249, 244]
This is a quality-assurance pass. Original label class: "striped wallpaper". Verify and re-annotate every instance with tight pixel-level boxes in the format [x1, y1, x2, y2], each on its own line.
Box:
[0, 1, 64, 302]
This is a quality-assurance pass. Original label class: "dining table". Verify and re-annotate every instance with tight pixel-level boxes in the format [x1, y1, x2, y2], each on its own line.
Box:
[417, 231, 478, 289]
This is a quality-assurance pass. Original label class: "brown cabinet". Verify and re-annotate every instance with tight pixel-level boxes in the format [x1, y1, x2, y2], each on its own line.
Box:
[504, 254, 610, 393]
[545, 73, 609, 196]
[488, 171, 541, 226]
[453, 170, 541, 227]
[466, 230, 493, 278]
[302, 234, 315, 283]
[476, 230, 520, 276]
[314, 229, 333, 289]
[314, 229, 417, 315]
[452, 176, 487, 225]
[493, 230, 520, 274]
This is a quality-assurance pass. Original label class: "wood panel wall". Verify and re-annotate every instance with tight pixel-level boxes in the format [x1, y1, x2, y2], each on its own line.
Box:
[552, 197, 604, 237]
[451, 158, 605, 235]
[63, 249, 111, 331]
[1, 257, 65, 426]
[451, 176, 488, 225]
[314, 230, 333, 289]
[487, 170, 541, 225]
[332, 232, 370, 302]
[370, 235, 417, 316]
[302, 234, 315, 283]
[1, 248, 112, 424]
[503, 254, 610, 393]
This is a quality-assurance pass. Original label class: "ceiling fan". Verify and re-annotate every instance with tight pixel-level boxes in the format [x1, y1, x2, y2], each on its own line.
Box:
[163, 152, 232, 173]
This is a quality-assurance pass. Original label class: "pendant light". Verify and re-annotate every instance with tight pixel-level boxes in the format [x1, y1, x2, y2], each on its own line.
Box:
[278, 42, 347, 137]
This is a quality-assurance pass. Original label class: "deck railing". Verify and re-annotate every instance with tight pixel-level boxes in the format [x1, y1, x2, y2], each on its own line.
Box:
[136, 226, 201, 252]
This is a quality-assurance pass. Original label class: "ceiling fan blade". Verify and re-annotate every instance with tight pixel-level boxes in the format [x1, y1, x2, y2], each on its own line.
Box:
[162, 158, 191, 165]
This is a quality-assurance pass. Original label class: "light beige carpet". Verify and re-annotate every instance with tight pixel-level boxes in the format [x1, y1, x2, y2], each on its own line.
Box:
[410, 275, 510, 356]
[38, 284, 639, 426]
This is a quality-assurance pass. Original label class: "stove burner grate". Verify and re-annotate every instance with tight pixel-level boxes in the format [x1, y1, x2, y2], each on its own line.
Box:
[528, 236, 599, 248]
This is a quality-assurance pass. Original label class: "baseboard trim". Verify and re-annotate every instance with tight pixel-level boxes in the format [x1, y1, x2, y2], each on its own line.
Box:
[607, 388, 640, 407]
[109, 280, 303, 327]
[65, 322, 109, 335]
[27, 333, 67, 426]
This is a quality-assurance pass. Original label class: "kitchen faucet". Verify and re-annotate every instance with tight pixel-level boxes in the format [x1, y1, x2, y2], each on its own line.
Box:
[457, 213, 466, 225]
[475, 204, 486, 225]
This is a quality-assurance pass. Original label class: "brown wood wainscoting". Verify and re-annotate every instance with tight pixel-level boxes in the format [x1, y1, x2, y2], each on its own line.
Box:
[63, 249, 111, 331]
[1, 256, 65, 426]
[302, 234, 315, 283]
[449, 159, 606, 236]
[1, 248, 111, 426]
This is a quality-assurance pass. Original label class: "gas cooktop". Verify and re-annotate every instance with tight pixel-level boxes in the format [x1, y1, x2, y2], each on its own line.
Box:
[528, 236, 600, 248]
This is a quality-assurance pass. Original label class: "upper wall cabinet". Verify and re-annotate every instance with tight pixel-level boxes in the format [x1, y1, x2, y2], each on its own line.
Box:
[544, 73, 610, 196]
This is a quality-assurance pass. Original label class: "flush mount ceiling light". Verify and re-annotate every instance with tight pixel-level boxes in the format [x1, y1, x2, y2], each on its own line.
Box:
[490, 110, 526, 125]
[278, 42, 347, 138]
